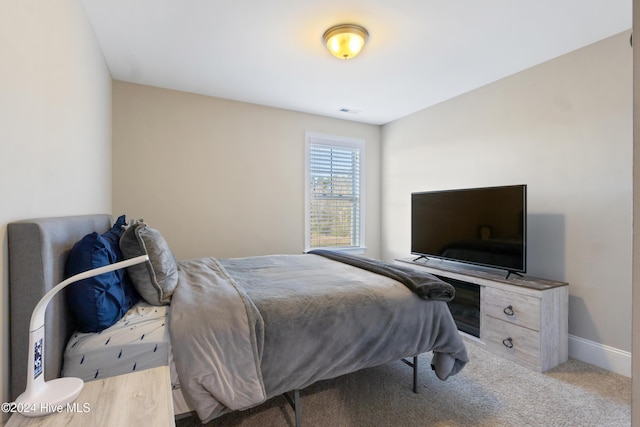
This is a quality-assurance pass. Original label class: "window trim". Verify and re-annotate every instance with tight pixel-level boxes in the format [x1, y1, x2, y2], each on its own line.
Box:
[304, 131, 366, 253]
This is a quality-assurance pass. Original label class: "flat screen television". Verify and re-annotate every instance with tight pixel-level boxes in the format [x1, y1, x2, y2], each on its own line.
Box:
[411, 184, 527, 274]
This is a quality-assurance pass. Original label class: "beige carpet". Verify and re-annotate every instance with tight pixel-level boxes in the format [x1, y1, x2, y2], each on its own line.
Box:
[176, 343, 631, 427]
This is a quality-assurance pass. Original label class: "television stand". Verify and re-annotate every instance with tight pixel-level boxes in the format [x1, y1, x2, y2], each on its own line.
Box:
[395, 258, 569, 372]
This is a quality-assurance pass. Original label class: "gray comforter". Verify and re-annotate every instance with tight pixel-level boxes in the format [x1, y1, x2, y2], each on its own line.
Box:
[169, 253, 468, 423]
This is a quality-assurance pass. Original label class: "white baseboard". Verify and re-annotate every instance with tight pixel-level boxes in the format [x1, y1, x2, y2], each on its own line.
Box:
[568, 334, 631, 377]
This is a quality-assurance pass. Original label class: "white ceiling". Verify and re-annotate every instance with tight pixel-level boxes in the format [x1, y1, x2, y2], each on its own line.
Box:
[81, 0, 631, 125]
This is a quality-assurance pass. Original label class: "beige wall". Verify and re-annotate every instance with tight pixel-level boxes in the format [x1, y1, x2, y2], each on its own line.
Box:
[382, 32, 632, 355]
[0, 0, 112, 422]
[112, 82, 382, 260]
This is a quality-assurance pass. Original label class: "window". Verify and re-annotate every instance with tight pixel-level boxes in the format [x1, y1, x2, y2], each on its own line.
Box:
[305, 132, 365, 252]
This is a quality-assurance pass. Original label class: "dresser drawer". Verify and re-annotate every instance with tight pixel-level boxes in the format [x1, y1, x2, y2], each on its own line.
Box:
[483, 316, 540, 366]
[484, 287, 540, 331]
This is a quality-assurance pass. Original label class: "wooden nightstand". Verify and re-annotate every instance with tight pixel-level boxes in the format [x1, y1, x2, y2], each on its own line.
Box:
[6, 366, 174, 427]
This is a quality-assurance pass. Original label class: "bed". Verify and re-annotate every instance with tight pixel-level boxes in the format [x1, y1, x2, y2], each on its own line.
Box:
[8, 214, 468, 424]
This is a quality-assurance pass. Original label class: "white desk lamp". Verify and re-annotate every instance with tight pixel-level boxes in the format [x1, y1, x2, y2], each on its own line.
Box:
[15, 254, 149, 417]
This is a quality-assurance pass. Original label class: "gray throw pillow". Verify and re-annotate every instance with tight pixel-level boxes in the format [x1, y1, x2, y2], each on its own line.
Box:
[119, 221, 178, 305]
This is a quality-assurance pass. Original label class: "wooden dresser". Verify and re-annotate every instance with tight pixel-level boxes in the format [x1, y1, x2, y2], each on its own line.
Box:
[396, 258, 569, 372]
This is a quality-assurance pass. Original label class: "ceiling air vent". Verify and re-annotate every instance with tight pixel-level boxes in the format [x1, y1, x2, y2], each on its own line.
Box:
[339, 108, 362, 114]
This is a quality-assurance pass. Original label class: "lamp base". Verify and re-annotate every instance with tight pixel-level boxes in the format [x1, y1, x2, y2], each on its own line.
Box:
[15, 377, 84, 417]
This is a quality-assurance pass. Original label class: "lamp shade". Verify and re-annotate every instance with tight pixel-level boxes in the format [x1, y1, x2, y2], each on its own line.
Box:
[323, 24, 369, 59]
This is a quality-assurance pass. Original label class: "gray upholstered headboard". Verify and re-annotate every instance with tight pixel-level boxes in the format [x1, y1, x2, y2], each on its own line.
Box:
[7, 214, 112, 401]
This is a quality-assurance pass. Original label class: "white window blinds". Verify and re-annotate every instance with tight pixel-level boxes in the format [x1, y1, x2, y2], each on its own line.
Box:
[305, 133, 364, 250]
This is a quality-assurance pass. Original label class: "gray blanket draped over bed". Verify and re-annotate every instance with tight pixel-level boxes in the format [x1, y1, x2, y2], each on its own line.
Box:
[169, 253, 468, 423]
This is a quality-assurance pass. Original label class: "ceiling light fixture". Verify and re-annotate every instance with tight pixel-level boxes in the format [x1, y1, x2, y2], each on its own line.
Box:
[323, 24, 369, 60]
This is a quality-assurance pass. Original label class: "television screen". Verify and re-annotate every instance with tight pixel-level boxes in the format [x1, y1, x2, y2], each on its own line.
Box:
[411, 185, 527, 273]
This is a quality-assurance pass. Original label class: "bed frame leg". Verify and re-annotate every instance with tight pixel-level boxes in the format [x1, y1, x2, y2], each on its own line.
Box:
[401, 356, 419, 393]
[283, 389, 302, 427]
[413, 356, 418, 393]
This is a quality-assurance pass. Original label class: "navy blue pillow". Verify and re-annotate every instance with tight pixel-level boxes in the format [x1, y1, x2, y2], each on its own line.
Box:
[65, 215, 139, 332]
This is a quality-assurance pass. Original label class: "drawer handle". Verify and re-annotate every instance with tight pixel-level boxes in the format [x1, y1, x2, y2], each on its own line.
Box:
[502, 337, 514, 348]
[503, 305, 514, 316]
